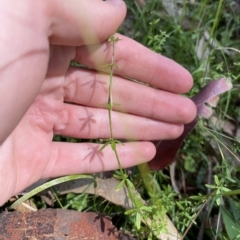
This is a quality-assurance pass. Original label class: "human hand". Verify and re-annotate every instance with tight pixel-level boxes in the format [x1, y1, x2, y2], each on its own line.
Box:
[0, 0, 126, 143]
[0, 0, 196, 206]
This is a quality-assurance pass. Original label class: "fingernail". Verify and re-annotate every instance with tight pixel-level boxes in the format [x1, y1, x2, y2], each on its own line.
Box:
[105, 0, 123, 6]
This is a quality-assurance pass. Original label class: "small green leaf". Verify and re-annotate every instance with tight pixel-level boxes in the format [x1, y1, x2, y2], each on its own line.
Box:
[221, 187, 231, 192]
[221, 206, 240, 239]
[228, 198, 240, 221]
[139, 206, 153, 212]
[214, 175, 220, 185]
[126, 179, 134, 188]
[99, 141, 110, 151]
[205, 184, 216, 189]
[226, 175, 236, 183]
[125, 209, 136, 215]
[136, 212, 141, 229]
[116, 179, 125, 191]
[111, 139, 116, 151]
[113, 173, 122, 180]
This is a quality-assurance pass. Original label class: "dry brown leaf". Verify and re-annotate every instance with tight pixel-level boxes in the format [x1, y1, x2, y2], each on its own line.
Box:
[15, 199, 37, 213]
[210, 115, 237, 136]
[54, 177, 135, 209]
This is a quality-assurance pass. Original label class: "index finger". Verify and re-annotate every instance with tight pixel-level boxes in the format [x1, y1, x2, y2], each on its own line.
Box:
[75, 34, 193, 94]
[47, 0, 127, 45]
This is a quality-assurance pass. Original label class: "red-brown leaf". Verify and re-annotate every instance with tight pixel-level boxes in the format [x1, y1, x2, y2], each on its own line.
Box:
[148, 78, 232, 170]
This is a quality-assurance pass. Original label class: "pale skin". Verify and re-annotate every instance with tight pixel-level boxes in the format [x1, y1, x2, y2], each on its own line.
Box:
[0, 0, 196, 206]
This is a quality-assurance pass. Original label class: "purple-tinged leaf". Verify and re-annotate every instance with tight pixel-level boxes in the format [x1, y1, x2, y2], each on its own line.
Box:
[149, 119, 198, 170]
[192, 78, 232, 118]
[148, 78, 232, 170]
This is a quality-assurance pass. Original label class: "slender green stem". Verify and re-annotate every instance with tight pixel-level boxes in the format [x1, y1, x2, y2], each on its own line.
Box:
[210, 0, 224, 37]
[105, 36, 125, 174]
[107, 36, 160, 235]
[10, 175, 94, 209]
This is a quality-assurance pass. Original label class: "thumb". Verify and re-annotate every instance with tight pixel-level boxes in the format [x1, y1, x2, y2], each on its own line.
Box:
[48, 0, 127, 46]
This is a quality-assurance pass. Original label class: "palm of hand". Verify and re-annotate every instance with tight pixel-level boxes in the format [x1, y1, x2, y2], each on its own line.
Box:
[0, 46, 76, 201]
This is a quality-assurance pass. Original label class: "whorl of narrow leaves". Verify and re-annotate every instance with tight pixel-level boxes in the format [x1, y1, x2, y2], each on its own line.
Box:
[148, 78, 233, 170]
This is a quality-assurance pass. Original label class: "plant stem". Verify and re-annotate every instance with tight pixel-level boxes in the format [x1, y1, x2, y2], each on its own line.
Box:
[107, 36, 161, 236]
[106, 36, 124, 174]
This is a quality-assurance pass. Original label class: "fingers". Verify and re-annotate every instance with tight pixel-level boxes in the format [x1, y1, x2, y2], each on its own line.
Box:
[42, 142, 156, 178]
[64, 67, 196, 124]
[47, 0, 127, 45]
[75, 34, 193, 93]
[0, 0, 125, 144]
[54, 104, 184, 140]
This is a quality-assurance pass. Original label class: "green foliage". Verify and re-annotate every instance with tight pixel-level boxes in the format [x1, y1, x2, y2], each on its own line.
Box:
[120, 0, 240, 239]
[221, 206, 240, 240]
[64, 193, 89, 211]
